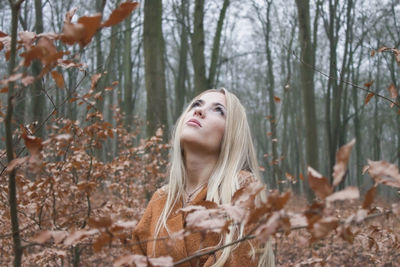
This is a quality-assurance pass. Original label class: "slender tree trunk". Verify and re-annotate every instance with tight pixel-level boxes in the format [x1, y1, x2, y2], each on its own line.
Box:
[143, 0, 169, 138]
[208, 0, 230, 88]
[31, 0, 45, 138]
[174, 0, 189, 121]
[295, 0, 319, 169]
[123, 13, 133, 131]
[295, 0, 319, 200]
[264, 0, 279, 189]
[94, 0, 106, 114]
[6, 2, 24, 266]
[191, 0, 208, 95]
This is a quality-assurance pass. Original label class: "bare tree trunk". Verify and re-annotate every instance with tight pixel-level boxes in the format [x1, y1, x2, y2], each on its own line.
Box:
[263, 0, 279, 189]
[191, 0, 208, 95]
[123, 13, 133, 131]
[174, 0, 189, 121]
[295, 0, 319, 200]
[31, 0, 45, 138]
[6, 2, 24, 266]
[143, 0, 169, 138]
[208, 0, 230, 88]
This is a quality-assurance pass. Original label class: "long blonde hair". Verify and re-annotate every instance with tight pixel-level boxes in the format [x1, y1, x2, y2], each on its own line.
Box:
[154, 88, 274, 266]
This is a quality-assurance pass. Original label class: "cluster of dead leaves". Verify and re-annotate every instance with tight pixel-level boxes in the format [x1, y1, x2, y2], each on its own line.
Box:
[0, 1, 138, 92]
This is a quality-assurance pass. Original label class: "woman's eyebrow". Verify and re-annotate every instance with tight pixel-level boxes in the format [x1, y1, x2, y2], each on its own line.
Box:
[213, 102, 226, 109]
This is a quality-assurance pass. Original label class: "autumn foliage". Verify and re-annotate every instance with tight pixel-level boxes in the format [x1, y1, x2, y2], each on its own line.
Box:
[1, 1, 400, 266]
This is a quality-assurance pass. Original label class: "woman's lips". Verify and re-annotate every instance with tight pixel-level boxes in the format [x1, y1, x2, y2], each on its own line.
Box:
[187, 119, 201, 127]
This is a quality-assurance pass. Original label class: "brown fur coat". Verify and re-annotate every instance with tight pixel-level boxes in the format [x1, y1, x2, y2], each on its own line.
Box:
[131, 182, 259, 267]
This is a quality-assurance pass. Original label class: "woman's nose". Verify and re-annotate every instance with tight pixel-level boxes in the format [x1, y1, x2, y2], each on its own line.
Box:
[194, 107, 204, 117]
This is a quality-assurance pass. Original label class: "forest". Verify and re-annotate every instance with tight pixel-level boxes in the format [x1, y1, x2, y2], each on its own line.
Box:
[0, 0, 399, 266]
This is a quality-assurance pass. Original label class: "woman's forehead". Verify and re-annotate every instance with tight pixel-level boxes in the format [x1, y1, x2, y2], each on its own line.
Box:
[197, 91, 226, 104]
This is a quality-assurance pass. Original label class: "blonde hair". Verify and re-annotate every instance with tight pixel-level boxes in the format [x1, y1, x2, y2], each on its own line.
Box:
[153, 88, 274, 266]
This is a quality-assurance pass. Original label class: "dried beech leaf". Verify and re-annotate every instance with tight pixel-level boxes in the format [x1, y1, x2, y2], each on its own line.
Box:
[326, 186, 359, 202]
[370, 49, 375, 57]
[51, 71, 64, 88]
[311, 217, 339, 241]
[366, 160, 400, 188]
[21, 76, 35, 86]
[148, 256, 174, 267]
[102, 2, 139, 27]
[22, 132, 43, 156]
[364, 80, 374, 88]
[387, 83, 398, 99]
[113, 254, 147, 267]
[365, 92, 374, 104]
[362, 185, 377, 210]
[377, 46, 390, 53]
[308, 167, 333, 199]
[255, 212, 280, 242]
[221, 204, 246, 222]
[93, 232, 111, 252]
[267, 190, 291, 211]
[7, 156, 28, 172]
[332, 139, 355, 187]
[64, 229, 99, 246]
[32, 230, 52, 244]
[61, 14, 102, 48]
[88, 216, 112, 228]
[18, 31, 36, 49]
[77, 14, 102, 47]
[91, 73, 102, 90]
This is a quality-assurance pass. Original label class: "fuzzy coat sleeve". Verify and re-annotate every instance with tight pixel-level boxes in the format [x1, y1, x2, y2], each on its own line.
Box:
[131, 190, 159, 255]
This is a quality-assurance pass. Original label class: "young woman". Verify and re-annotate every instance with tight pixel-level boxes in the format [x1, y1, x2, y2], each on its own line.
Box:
[132, 88, 274, 266]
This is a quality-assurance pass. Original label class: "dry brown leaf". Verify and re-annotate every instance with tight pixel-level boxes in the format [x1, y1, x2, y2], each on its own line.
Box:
[32, 230, 52, 244]
[21, 76, 35, 86]
[102, 2, 139, 27]
[366, 160, 400, 188]
[64, 8, 77, 24]
[22, 132, 43, 156]
[332, 139, 356, 187]
[77, 14, 102, 47]
[267, 190, 291, 211]
[364, 80, 374, 88]
[93, 232, 112, 252]
[311, 216, 339, 241]
[387, 83, 398, 99]
[113, 254, 147, 267]
[308, 167, 333, 199]
[51, 71, 64, 88]
[370, 49, 376, 56]
[7, 156, 28, 172]
[18, 31, 36, 49]
[148, 256, 174, 267]
[326, 186, 359, 202]
[255, 212, 281, 242]
[90, 73, 102, 91]
[365, 92, 374, 104]
[64, 229, 99, 246]
[377, 46, 390, 53]
[61, 14, 102, 48]
[362, 185, 377, 210]
[88, 216, 112, 228]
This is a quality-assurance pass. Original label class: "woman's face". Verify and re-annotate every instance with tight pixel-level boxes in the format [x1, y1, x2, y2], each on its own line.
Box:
[180, 92, 226, 154]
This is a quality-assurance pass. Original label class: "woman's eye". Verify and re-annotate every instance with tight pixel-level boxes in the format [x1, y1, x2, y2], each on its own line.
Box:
[190, 101, 200, 108]
[215, 107, 225, 116]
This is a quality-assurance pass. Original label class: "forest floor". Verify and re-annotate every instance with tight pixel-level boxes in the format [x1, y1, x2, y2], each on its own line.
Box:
[274, 196, 400, 267]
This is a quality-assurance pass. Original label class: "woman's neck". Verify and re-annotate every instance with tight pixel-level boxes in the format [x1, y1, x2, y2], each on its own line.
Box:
[183, 148, 218, 193]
